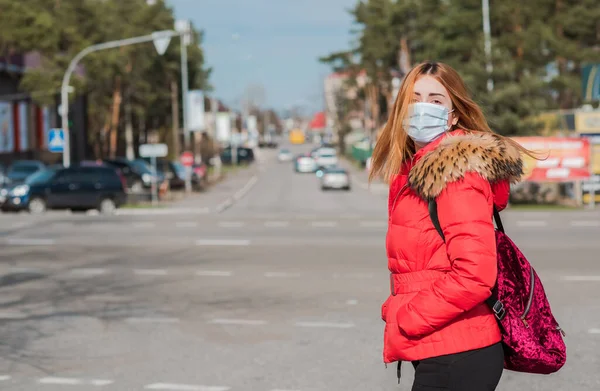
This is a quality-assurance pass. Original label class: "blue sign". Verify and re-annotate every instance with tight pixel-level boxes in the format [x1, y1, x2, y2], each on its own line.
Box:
[47, 128, 65, 153]
[582, 64, 600, 101]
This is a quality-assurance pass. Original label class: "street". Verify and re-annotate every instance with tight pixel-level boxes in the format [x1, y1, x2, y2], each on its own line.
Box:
[0, 144, 598, 391]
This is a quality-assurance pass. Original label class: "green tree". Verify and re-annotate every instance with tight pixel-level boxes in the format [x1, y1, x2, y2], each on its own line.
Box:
[1, 0, 210, 159]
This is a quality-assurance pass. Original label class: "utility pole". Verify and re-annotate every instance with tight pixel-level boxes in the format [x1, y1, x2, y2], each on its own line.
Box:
[482, 0, 494, 92]
[171, 80, 180, 157]
[175, 20, 192, 193]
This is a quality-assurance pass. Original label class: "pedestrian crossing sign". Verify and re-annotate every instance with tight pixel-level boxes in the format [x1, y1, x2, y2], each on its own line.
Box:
[48, 128, 65, 153]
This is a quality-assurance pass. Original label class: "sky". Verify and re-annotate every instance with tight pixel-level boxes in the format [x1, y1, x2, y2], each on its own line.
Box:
[167, 0, 356, 114]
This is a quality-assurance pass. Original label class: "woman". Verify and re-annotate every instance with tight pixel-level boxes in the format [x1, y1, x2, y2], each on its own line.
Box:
[372, 62, 531, 390]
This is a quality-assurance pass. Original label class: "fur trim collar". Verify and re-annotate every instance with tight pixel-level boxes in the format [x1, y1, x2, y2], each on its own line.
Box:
[408, 132, 523, 200]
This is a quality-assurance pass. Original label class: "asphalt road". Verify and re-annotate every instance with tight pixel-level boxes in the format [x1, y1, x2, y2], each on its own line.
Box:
[0, 142, 598, 390]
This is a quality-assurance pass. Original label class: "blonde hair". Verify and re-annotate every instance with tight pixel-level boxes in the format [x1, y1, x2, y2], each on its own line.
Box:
[369, 61, 537, 183]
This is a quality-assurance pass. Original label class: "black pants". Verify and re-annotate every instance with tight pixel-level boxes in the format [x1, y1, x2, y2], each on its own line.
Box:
[411, 343, 504, 391]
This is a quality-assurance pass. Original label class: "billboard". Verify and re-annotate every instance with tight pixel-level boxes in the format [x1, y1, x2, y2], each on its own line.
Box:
[215, 112, 231, 143]
[575, 111, 600, 133]
[187, 90, 205, 131]
[512, 137, 591, 181]
[0, 102, 14, 153]
[18, 102, 28, 151]
[582, 64, 600, 101]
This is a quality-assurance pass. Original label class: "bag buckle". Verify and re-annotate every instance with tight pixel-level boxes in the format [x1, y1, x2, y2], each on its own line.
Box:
[492, 300, 506, 321]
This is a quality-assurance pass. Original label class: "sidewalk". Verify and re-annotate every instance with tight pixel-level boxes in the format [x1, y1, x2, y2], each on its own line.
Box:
[170, 165, 259, 212]
[116, 165, 259, 216]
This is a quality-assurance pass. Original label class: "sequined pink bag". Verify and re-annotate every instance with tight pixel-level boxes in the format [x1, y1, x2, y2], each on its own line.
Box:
[429, 201, 567, 374]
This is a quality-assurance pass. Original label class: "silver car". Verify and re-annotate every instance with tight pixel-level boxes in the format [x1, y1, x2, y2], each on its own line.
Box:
[295, 155, 317, 173]
[320, 167, 351, 191]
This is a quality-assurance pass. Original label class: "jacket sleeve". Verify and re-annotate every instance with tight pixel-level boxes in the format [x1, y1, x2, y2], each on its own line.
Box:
[396, 172, 497, 338]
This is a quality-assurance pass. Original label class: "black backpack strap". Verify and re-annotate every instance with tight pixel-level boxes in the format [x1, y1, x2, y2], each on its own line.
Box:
[427, 199, 506, 321]
[428, 200, 445, 241]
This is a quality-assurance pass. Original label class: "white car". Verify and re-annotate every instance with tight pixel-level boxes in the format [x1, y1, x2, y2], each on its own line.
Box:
[277, 148, 293, 162]
[321, 167, 351, 191]
[315, 153, 338, 168]
[295, 155, 317, 173]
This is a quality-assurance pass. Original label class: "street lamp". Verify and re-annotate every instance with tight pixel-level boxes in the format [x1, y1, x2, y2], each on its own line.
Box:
[60, 27, 191, 168]
[482, 0, 494, 92]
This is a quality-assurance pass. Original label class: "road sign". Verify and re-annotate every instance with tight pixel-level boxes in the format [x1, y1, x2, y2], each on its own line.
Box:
[152, 31, 172, 56]
[139, 143, 168, 158]
[47, 128, 65, 153]
[180, 151, 194, 167]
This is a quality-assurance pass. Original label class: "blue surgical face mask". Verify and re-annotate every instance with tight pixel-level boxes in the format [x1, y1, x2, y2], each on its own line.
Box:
[403, 102, 453, 144]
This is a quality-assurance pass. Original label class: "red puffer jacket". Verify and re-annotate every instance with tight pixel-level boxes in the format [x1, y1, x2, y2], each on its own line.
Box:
[381, 130, 524, 363]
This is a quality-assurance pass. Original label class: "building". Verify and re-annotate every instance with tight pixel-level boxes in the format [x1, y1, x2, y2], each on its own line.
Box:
[0, 52, 88, 166]
[323, 70, 368, 142]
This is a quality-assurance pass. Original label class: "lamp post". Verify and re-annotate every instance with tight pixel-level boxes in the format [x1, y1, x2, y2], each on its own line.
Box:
[60, 28, 190, 167]
[482, 0, 494, 92]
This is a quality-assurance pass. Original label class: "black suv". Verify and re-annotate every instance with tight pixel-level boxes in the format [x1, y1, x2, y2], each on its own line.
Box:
[1, 165, 127, 214]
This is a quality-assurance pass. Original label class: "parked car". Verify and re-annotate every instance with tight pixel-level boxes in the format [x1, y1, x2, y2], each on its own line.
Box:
[140, 158, 206, 191]
[220, 147, 255, 165]
[103, 158, 164, 192]
[1, 165, 126, 214]
[320, 167, 351, 191]
[0, 163, 6, 187]
[5, 160, 45, 185]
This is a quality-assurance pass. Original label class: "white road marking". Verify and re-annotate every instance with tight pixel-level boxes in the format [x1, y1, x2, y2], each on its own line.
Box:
[6, 238, 56, 246]
[561, 276, 600, 281]
[126, 317, 180, 324]
[516, 220, 548, 227]
[295, 321, 355, 329]
[196, 270, 232, 277]
[133, 222, 156, 228]
[346, 299, 358, 305]
[39, 377, 82, 385]
[70, 268, 108, 276]
[52, 222, 73, 228]
[589, 328, 600, 334]
[0, 311, 27, 320]
[333, 272, 375, 279]
[145, 384, 230, 391]
[233, 175, 259, 201]
[8, 266, 43, 274]
[134, 269, 168, 276]
[360, 221, 386, 228]
[209, 318, 267, 326]
[570, 220, 600, 227]
[218, 221, 245, 228]
[0, 375, 10, 381]
[311, 221, 338, 228]
[89, 379, 114, 386]
[176, 222, 198, 228]
[264, 221, 290, 228]
[117, 208, 210, 216]
[264, 272, 301, 278]
[196, 239, 250, 246]
[215, 199, 233, 213]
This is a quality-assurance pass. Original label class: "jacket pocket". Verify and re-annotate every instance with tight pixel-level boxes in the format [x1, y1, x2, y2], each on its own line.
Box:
[381, 295, 392, 322]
